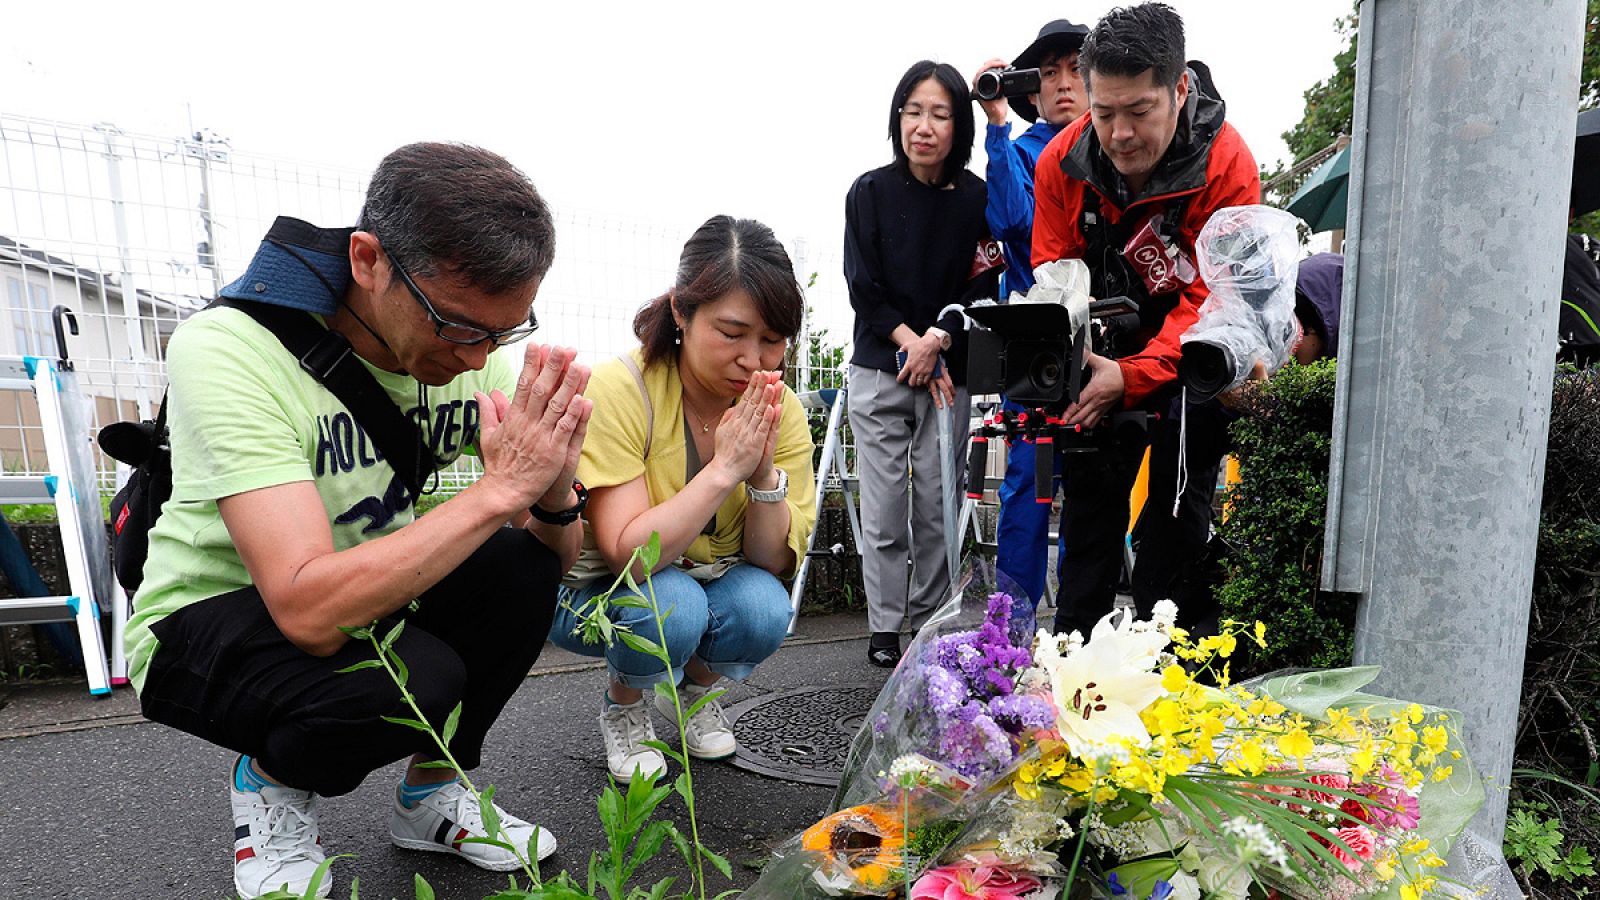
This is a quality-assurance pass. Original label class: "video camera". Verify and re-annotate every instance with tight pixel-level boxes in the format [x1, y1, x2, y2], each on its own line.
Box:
[974, 66, 1042, 102]
[961, 260, 1156, 503]
[1176, 206, 1303, 401]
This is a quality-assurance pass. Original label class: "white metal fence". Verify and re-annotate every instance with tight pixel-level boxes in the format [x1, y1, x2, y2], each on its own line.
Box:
[0, 113, 855, 496]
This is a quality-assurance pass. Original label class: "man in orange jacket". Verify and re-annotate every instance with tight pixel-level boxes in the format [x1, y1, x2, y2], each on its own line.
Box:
[1029, 2, 1260, 638]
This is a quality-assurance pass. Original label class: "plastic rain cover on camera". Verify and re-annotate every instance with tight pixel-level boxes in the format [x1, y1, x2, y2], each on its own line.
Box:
[742, 558, 1057, 898]
[1179, 205, 1302, 399]
[1014, 258, 1092, 337]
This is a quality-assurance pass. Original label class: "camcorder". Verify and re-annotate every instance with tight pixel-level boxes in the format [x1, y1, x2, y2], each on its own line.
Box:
[1176, 206, 1304, 402]
[963, 290, 1155, 503]
[974, 66, 1042, 102]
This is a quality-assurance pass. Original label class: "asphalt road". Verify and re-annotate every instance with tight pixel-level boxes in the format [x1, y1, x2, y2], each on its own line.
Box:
[0, 630, 889, 900]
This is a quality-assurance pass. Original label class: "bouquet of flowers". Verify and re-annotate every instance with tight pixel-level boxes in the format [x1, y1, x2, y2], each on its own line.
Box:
[753, 565, 1484, 900]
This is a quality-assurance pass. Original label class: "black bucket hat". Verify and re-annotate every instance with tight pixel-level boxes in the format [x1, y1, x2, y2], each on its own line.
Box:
[1009, 19, 1090, 123]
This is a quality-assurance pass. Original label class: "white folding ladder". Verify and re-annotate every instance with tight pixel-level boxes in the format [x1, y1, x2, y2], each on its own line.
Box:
[0, 354, 117, 695]
[787, 386, 863, 633]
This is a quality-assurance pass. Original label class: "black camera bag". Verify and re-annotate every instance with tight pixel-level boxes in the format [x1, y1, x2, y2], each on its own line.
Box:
[101, 401, 171, 592]
[98, 300, 431, 592]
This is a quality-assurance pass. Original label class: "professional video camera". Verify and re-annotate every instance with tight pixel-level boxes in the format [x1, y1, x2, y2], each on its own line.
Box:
[962, 260, 1156, 503]
[1176, 206, 1303, 401]
[974, 66, 1041, 102]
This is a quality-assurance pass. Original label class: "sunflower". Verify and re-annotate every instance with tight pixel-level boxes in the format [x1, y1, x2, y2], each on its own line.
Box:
[801, 804, 906, 891]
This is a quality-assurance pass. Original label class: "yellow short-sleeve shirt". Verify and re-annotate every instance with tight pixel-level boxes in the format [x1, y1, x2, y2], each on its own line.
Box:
[565, 348, 816, 586]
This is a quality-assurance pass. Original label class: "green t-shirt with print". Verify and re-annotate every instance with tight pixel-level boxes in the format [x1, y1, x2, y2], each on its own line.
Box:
[123, 306, 517, 692]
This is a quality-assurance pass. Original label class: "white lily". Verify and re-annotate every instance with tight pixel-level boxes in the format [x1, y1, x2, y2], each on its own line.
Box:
[1037, 608, 1169, 757]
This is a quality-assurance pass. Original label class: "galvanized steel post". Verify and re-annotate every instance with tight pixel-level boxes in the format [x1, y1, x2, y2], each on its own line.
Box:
[1322, 0, 1586, 873]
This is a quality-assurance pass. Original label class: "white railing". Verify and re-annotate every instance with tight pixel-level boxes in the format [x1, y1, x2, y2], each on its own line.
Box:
[0, 112, 857, 497]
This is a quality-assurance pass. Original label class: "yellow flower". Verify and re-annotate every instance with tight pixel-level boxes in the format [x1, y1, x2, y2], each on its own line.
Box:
[1326, 707, 1352, 734]
[1145, 698, 1186, 737]
[1058, 765, 1094, 794]
[1421, 725, 1449, 754]
[1227, 738, 1267, 776]
[1276, 727, 1314, 762]
[1350, 742, 1378, 781]
[1161, 664, 1191, 693]
[1406, 703, 1425, 724]
[1253, 621, 1268, 648]
[1431, 766, 1454, 782]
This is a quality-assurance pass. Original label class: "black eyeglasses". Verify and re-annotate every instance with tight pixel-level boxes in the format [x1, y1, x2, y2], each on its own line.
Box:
[386, 250, 539, 346]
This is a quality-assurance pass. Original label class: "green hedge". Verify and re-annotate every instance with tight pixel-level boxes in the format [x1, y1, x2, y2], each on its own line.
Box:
[1218, 361, 1600, 778]
[1216, 360, 1358, 673]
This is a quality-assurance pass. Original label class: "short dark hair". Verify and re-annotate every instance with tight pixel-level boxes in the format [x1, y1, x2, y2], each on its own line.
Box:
[634, 216, 804, 368]
[888, 61, 975, 187]
[1036, 46, 1081, 71]
[356, 142, 555, 296]
[1079, 3, 1186, 93]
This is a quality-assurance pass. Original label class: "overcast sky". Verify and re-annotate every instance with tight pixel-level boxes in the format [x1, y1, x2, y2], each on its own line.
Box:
[4, 0, 1351, 249]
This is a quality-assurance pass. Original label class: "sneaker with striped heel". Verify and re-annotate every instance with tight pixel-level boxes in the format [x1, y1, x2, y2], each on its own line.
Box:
[230, 778, 329, 899]
[389, 780, 557, 871]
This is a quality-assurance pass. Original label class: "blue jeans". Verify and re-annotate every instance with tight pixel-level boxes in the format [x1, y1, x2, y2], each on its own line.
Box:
[549, 564, 791, 689]
[995, 400, 1066, 607]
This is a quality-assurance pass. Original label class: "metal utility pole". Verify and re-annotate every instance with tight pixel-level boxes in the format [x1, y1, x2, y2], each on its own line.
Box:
[181, 126, 229, 299]
[94, 123, 154, 420]
[1322, 0, 1585, 891]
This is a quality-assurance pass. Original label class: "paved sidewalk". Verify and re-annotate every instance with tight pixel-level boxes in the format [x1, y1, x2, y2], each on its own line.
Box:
[0, 613, 886, 899]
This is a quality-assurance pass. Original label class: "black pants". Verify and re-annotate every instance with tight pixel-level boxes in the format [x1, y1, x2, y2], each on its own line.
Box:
[1130, 399, 1233, 635]
[139, 527, 560, 797]
[1051, 422, 1154, 638]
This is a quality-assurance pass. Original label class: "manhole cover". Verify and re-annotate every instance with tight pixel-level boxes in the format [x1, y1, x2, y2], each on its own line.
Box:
[725, 683, 880, 786]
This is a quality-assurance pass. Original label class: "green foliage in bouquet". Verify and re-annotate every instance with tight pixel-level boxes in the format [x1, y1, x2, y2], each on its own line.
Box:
[1216, 359, 1358, 675]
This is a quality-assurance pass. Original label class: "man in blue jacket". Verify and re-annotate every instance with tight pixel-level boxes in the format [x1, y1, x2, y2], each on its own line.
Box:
[973, 19, 1090, 607]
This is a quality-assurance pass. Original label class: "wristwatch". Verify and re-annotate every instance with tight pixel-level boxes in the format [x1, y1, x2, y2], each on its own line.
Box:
[745, 467, 789, 503]
[529, 480, 588, 526]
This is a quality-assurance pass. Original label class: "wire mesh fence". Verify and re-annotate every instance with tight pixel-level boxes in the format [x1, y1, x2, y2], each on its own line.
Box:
[0, 112, 857, 497]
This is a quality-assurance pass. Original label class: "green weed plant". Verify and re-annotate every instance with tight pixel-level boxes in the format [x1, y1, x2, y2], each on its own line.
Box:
[250, 532, 734, 900]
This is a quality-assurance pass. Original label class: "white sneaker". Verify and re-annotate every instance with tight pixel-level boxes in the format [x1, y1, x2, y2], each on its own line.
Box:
[230, 778, 330, 899]
[600, 699, 667, 784]
[390, 781, 557, 871]
[654, 684, 738, 760]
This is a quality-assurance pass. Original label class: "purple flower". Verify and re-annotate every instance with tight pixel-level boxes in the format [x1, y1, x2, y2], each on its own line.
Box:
[990, 693, 1055, 733]
[926, 666, 969, 715]
[911, 591, 1049, 776]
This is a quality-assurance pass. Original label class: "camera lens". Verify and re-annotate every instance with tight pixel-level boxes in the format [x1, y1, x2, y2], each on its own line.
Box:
[1029, 354, 1062, 392]
[975, 69, 1004, 101]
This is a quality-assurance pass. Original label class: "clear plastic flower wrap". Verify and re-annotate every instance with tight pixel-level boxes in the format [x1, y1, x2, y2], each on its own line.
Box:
[744, 558, 1057, 898]
[1235, 667, 1486, 900]
[1177, 205, 1304, 401]
[751, 580, 1486, 900]
[835, 557, 1054, 810]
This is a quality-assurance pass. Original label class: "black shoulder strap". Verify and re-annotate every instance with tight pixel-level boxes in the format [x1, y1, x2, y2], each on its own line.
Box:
[215, 299, 432, 499]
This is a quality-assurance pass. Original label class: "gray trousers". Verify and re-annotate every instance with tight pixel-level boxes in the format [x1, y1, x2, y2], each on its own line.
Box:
[847, 365, 971, 634]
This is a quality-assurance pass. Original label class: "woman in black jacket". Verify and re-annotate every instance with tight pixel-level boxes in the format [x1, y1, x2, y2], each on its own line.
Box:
[844, 59, 999, 667]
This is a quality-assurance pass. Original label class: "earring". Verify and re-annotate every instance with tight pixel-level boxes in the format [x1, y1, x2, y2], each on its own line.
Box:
[674, 326, 682, 346]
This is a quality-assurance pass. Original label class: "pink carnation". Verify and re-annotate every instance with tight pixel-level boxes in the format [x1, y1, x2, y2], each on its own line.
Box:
[1305, 772, 1350, 809]
[911, 862, 1046, 900]
[1331, 824, 1376, 871]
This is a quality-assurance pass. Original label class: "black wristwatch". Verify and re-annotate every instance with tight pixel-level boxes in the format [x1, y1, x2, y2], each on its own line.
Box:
[529, 480, 588, 526]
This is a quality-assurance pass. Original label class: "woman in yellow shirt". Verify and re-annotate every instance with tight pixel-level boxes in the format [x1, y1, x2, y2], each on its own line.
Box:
[549, 216, 816, 784]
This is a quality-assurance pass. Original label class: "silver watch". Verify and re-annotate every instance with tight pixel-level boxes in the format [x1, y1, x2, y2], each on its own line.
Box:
[745, 467, 789, 503]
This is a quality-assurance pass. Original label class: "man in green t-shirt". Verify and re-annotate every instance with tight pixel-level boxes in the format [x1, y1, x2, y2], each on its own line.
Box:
[124, 143, 593, 899]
